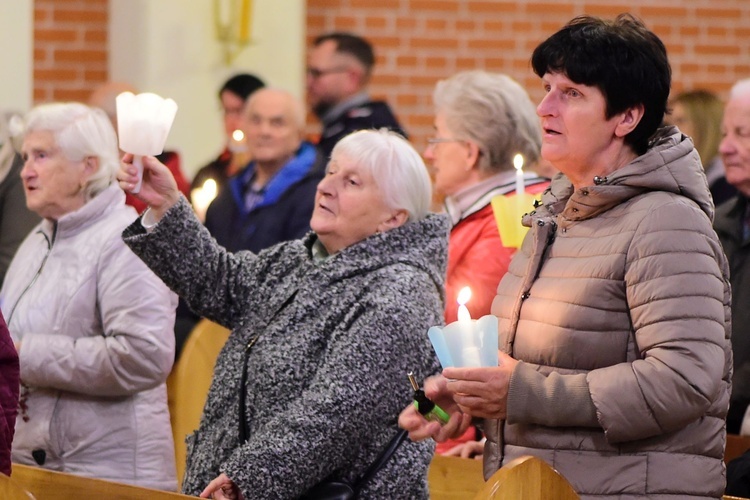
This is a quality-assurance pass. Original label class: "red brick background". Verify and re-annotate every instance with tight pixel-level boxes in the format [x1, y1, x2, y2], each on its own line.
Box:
[33, 0, 107, 103]
[306, 0, 750, 150]
[32, 0, 750, 153]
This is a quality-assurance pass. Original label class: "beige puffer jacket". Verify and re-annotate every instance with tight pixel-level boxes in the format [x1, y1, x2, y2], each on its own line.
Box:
[0, 185, 178, 490]
[485, 127, 732, 499]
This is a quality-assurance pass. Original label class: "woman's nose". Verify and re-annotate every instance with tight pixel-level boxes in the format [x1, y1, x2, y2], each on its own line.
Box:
[537, 92, 555, 117]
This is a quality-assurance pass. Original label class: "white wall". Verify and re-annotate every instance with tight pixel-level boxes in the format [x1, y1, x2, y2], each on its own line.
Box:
[109, 0, 306, 178]
[0, 0, 33, 114]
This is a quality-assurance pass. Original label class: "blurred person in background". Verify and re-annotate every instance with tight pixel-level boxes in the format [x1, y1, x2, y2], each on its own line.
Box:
[424, 70, 547, 458]
[714, 78, 750, 436]
[667, 89, 736, 206]
[190, 73, 265, 219]
[0, 111, 39, 286]
[307, 32, 407, 158]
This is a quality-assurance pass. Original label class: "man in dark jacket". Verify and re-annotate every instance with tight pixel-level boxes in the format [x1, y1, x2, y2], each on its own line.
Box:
[715, 77, 750, 435]
[204, 88, 324, 253]
[306, 32, 407, 159]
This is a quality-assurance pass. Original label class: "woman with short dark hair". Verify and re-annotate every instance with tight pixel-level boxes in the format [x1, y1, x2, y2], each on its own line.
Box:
[402, 14, 731, 499]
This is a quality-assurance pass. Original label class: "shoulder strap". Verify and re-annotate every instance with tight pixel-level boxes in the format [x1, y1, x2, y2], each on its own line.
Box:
[352, 429, 408, 495]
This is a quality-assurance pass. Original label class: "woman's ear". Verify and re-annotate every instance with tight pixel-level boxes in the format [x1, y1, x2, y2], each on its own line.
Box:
[378, 209, 409, 233]
[465, 140, 481, 170]
[83, 156, 100, 177]
[615, 104, 645, 138]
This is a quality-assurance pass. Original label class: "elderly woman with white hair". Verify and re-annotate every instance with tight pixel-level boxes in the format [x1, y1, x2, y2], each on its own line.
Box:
[0, 102, 177, 489]
[117, 128, 447, 499]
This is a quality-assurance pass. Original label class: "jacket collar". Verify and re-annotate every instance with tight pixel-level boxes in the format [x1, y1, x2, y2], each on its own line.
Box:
[228, 142, 321, 217]
[537, 127, 711, 225]
[40, 184, 127, 240]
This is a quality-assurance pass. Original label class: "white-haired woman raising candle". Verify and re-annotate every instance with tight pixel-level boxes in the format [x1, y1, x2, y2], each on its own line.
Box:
[117, 129, 447, 499]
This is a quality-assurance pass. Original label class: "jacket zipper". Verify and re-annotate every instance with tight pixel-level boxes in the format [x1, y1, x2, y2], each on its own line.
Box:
[8, 223, 57, 326]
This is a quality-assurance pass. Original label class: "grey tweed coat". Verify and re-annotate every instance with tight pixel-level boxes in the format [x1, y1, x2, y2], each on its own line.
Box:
[123, 197, 448, 499]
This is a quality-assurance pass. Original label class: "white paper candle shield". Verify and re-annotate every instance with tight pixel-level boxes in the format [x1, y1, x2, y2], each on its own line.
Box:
[116, 92, 178, 193]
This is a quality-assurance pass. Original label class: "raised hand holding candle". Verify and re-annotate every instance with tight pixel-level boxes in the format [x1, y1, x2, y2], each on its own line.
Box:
[116, 92, 178, 194]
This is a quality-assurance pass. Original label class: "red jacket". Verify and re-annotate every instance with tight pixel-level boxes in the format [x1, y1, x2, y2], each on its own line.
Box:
[0, 310, 19, 476]
[444, 182, 549, 324]
[437, 180, 548, 455]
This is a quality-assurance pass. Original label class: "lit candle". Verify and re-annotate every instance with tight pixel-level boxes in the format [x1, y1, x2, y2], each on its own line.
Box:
[238, 0, 252, 43]
[514, 153, 525, 196]
[457, 286, 472, 322]
[191, 178, 218, 223]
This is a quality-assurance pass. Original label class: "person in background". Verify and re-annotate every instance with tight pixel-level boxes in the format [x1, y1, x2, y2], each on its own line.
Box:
[88, 81, 191, 213]
[190, 72, 266, 213]
[1, 102, 177, 490]
[715, 78, 750, 436]
[424, 70, 547, 457]
[117, 129, 446, 499]
[401, 14, 731, 499]
[204, 87, 325, 253]
[667, 89, 737, 206]
[307, 32, 407, 158]
[0, 111, 40, 286]
[0, 309, 19, 477]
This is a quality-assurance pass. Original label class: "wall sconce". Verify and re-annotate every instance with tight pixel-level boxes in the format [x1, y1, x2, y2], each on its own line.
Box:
[214, 0, 254, 65]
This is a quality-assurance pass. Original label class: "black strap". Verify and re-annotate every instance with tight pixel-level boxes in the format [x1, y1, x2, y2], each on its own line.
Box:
[352, 429, 408, 495]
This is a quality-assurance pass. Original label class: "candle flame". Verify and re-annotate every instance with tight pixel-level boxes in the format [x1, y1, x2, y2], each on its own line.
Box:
[232, 129, 245, 142]
[457, 286, 472, 306]
[513, 153, 524, 171]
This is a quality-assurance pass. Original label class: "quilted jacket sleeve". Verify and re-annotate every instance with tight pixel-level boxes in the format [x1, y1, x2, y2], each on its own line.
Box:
[586, 200, 729, 443]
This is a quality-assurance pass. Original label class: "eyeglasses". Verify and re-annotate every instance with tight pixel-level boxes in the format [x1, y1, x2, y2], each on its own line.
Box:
[426, 137, 466, 147]
[306, 66, 349, 79]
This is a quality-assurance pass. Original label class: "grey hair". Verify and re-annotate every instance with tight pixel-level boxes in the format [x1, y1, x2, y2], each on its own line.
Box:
[433, 70, 541, 174]
[330, 129, 432, 221]
[24, 102, 120, 200]
[730, 78, 750, 101]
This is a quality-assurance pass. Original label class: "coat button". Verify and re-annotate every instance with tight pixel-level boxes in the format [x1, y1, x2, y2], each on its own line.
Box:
[537, 220, 545, 226]
[562, 227, 567, 233]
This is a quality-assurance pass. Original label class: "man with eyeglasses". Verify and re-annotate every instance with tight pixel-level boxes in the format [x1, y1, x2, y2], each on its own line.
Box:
[306, 32, 407, 159]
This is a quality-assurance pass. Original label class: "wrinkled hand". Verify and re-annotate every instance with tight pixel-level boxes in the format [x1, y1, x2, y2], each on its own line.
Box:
[116, 153, 180, 220]
[200, 473, 244, 500]
[398, 374, 472, 443]
[444, 438, 486, 460]
[442, 351, 519, 420]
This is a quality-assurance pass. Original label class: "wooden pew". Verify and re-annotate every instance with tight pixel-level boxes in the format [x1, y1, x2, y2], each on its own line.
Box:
[0, 472, 34, 499]
[428, 454, 485, 499]
[474, 455, 579, 499]
[12, 463, 197, 499]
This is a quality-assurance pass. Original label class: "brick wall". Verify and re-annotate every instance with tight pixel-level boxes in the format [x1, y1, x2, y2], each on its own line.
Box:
[31, 0, 750, 153]
[33, 0, 108, 103]
[307, 0, 750, 151]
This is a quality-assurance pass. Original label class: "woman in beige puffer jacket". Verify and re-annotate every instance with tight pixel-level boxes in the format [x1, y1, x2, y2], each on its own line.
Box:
[400, 14, 731, 499]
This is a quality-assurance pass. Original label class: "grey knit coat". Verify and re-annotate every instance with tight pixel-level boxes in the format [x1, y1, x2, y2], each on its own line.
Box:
[123, 197, 448, 499]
